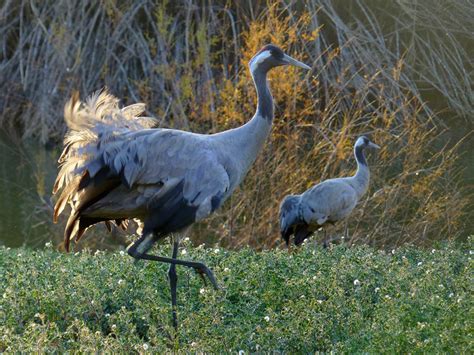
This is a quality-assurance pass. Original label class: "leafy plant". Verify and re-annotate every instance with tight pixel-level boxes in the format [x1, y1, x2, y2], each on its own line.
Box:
[0, 239, 472, 352]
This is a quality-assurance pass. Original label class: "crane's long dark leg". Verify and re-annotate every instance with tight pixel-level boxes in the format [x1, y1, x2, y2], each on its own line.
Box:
[322, 229, 329, 248]
[168, 241, 179, 330]
[127, 236, 219, 289]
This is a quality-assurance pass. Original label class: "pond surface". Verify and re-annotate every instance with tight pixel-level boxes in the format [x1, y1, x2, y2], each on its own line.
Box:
[0, 133, 58, 247]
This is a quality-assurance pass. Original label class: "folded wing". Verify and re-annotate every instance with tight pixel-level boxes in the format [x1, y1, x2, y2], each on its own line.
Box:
[53, 90, 229, 251]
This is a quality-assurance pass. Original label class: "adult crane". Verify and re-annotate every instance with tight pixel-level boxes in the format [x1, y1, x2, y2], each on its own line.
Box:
[280, 136, 380, 246]
[53, 44, 310, 329]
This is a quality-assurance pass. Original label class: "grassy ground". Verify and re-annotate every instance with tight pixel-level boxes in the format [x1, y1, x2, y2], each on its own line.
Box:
[0, 239, 472, 353]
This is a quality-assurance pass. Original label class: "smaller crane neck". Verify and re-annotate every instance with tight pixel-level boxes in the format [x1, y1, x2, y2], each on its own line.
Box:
[251, 68, 274, 122]
[352, 145, 370, 197]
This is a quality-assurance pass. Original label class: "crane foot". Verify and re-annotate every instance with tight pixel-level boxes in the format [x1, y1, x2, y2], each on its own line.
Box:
[194, 265, 219, 290]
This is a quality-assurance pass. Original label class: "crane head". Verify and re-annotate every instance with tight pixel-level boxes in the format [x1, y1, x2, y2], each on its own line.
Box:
[355, 136, 380, 150]
[249, 44, 311, 74]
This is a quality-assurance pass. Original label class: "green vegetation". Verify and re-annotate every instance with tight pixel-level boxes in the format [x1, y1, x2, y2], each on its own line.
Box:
[1, 240, 472, 352]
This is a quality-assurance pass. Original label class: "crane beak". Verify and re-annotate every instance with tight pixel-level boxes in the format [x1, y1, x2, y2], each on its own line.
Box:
[368, 142, 381, 150]
[282, 54, 311, 70]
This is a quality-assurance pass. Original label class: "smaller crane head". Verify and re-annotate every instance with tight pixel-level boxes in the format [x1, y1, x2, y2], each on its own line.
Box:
[249, 44, 311, 73]
[355, 136, 380, 150]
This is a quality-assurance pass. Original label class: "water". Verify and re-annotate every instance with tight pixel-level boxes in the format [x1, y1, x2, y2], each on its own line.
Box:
[0, 132, 133, 250]
[0, 133, 58, 247]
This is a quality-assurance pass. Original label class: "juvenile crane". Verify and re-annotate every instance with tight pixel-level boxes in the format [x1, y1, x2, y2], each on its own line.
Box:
[53, 44, 310, 328]
[280, 136, 380, 246]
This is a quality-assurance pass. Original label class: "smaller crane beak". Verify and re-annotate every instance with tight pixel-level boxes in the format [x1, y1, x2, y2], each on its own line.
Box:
[369, 142, 381, 150]
[282, 54, 311, 70]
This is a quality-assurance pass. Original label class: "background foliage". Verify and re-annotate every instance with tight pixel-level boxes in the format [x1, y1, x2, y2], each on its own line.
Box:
[1, 0, 472, 249]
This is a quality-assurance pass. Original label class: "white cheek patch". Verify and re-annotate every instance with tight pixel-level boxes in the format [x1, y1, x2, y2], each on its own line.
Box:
[250, 50, 272, 72]
[355, 137, 365, 148]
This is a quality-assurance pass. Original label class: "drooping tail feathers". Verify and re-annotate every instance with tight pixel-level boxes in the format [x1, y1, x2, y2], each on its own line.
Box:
[53, 89, 156, 196]
[279, 194, 303, 245]
[52, 89, 157, 250]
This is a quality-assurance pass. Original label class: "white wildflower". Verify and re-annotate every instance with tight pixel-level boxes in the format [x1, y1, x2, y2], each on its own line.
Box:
[17, 253, 22, 257]
[238, 350, 245, 355]
[300, 295, 305, 299]
[469, 250, 473, 255]
[448, 293, 454, 298]
[431, 249, 436, 254]
[264, 316, 270, 322]
[183, 237, 190, 242]
[118, 279, 124, 285]
[143, 343, 149, 351]
[45, 242, 52, 248]
[353, 279, 361, 286]
[181, 249, 187, 255]
[119, 250, 126, 256]
[91, 300, 95, 305]
[312, 276, 317, 281]
[214, 248, 220, 254]
[438, 284, 444, 289]
[224, 267, 230, 272]
[105, 313, 110, 318]
[317, 300, 323, 304]
[191, 342, 197, 347]
[200, 288, 206, 295]
[385, 295, 391, 299]
[111, 324, 117, 330]
[417, 262, 423, 266]
[375, 287, 380, 293]
[94, 250, 101, 256]
[391, 249, 396, 255]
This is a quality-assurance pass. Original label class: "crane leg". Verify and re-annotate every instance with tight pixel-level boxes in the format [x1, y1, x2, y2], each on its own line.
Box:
[322, 229, 329, 248]
[168, 241, 179, 330]
[127, 238, 219, 290]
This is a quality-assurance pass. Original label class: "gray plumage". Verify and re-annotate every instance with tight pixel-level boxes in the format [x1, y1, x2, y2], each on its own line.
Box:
[280, 136, 380, 246]
[53, 44, 310, 329]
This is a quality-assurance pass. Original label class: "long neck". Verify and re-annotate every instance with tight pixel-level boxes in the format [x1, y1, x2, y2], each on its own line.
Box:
[212, 66, 274, 185]
[352, 145, 370, 197]
[252, 67, 274, 122]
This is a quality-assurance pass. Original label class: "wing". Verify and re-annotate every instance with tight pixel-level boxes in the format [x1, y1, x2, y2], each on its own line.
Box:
[58, 129, 230, 248]
[84, 129, 230, 231]
[301, 180, 358, 225]
[53, 91, 230, 250]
